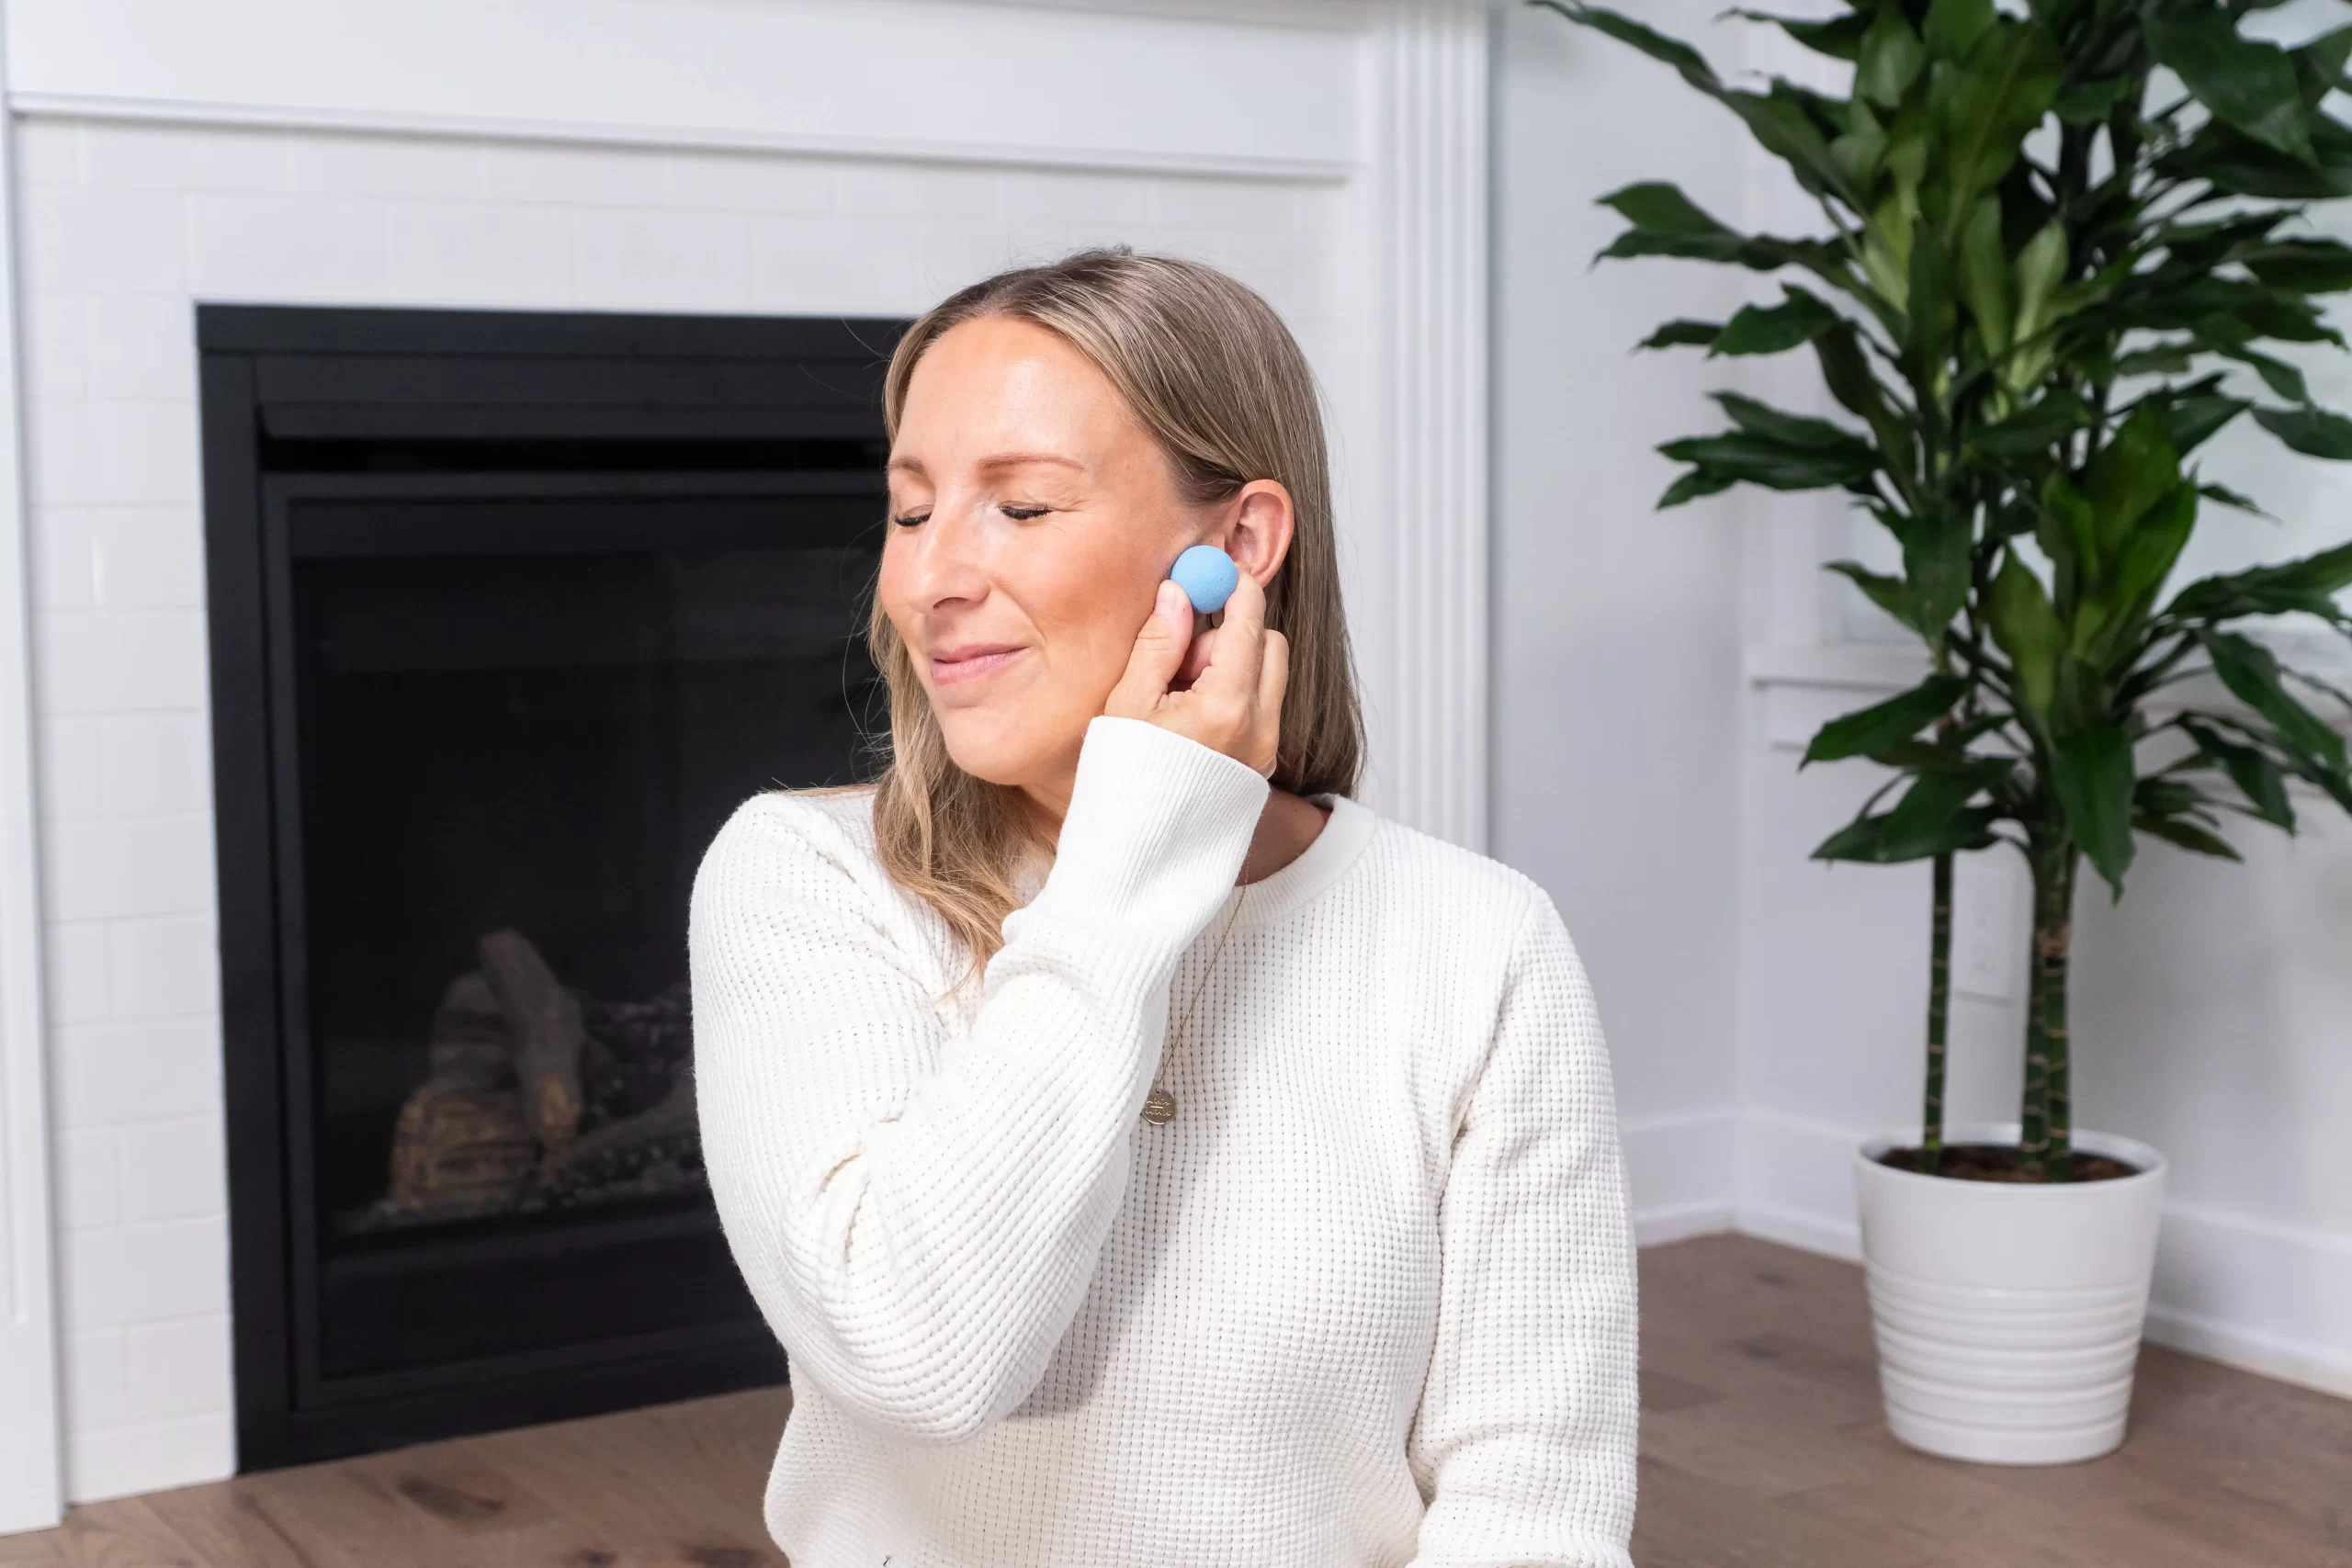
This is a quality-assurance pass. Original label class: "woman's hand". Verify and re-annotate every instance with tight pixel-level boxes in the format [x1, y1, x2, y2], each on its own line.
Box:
[1104, 570, 1286, 776]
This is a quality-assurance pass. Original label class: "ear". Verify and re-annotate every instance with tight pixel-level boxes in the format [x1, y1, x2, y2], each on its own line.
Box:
[1216, 479, 1295, 587]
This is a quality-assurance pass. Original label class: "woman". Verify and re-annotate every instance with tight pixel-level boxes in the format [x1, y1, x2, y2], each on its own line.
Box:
[690, 249, 1638, 1567]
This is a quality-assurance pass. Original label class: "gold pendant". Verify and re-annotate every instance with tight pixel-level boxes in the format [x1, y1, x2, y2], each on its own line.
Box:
[1141, 1084, 1176, 1124]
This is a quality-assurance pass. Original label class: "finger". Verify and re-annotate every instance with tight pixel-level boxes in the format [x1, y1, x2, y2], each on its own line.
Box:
[1172, 621, 1216, 690]
[1253, 629, 1289, 774]
[1191, 569, 1268, 701]
[1105, 581, 1194, 715]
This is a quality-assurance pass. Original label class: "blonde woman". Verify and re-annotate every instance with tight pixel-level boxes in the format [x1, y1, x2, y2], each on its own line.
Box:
[690, 249, 1639, 1567]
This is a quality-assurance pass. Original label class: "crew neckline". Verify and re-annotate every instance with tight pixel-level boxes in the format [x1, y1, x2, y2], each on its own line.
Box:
[1228, 792, 1374, 930]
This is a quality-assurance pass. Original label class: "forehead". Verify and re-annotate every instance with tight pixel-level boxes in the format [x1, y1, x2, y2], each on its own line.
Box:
[892, 317, 1141, 467]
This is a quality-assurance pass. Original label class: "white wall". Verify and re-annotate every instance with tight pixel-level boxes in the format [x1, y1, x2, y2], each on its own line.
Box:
[1490, 1, 1751, 1240]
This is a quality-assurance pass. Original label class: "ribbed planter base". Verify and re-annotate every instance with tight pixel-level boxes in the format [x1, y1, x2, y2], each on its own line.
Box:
[1853, 1122, 2167, 1467]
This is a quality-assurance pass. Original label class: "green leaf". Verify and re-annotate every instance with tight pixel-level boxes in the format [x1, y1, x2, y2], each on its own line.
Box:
[1933, 17, 2065, 210]
[2200, 629, 2351, 775]
[1859, 8, 1927, 107]
[1537, 4, 1722, 91]
[2052, 723, 2137, 895]
[1825, 559, 1916, 630]
[1712, 287, 1845, 356]
[2147, 7, 2316, 166]
[1804, 675, 1970, 766]
[1657, 468, 1736, 510]
[1657, 431, 1877, 491]
[2012, 220, 2071, 347]
[1904, 513, 1973, 649]
[2253, 403, 2352, 458]
[2109, 484, 2199, 620]
[1973, 389, 2093, 457]
[1636, 320, 1722, 350]
[2086, 406, 2182, 559]
[1988, 552, 2064, 712]
[1815, 322, 1916, 480]
[1923, 0, 1996, 62]
[2056, 76, 2134, 125]
[1725, 9, 1869, 62]
[2216, 345, 2309, 404]
[2242, 238, 2352, 294]
[1812, 776, 2002, 863]
[2039, 470, 2096, 607]
[2198, 480, 2273, 519]
[2136, 814, 2244, 861]
[1712, 391, 1866, 450]
[2178, 716, 2296, 829]
[2165, 540, 2352, 621]
[1600, 181, 1731, 239]
[1959, 197, 2011, 353]
[2167, 394, 2252, 456]
[1724, 89, 1862, 206]
[2291, 23, 2352, 107]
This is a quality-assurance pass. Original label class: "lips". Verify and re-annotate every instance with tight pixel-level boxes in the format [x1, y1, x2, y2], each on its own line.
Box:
[929, 643, 1024, 686]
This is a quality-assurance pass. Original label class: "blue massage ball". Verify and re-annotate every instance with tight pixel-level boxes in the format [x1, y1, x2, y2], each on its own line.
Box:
[1170, 544, 1239, 615]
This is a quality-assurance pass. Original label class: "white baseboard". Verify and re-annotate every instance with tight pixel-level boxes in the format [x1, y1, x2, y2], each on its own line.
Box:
[1724, 1106, 2352, 1402]
[1620, 1109, 1737, 1247]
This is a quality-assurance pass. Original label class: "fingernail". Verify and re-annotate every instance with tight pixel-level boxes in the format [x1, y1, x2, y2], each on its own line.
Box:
[1157, 581, 1183, 615]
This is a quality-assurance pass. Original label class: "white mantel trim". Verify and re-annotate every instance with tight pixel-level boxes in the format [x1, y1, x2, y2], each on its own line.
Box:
[1, 94, 1361, 186]
[0, 6, 63, 1531]
[1374, 0, 1490, 852]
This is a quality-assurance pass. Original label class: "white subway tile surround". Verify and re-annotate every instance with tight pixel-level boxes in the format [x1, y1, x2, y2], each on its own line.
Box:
[15, 115, 1344, 1504]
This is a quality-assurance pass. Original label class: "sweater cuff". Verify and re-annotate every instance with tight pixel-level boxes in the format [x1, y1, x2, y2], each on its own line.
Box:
[1022, 716, 1270, 935]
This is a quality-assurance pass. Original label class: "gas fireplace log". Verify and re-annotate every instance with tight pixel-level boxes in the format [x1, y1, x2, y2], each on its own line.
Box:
[428, 969, 514, 1090]
[538, 1074, 699, 1195]
[477, 928, 587, 1167]
[387, 1082, 536, 1216]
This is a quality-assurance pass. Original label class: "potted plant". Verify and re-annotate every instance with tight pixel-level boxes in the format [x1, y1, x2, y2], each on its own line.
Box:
[1539, 0, 2352, 1464]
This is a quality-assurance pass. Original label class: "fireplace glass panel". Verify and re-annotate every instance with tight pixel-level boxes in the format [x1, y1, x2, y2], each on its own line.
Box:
[277, 479, 879, 1382]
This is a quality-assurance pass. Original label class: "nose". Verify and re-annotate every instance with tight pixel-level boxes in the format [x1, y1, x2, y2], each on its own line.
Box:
[898, 497, 993, 614]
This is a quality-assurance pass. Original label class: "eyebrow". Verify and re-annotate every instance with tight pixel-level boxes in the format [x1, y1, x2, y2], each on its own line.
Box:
[886, 452, 1086, 477]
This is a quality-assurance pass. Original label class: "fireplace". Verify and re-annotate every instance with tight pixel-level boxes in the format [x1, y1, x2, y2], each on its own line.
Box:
[200, 304, 901, 1469]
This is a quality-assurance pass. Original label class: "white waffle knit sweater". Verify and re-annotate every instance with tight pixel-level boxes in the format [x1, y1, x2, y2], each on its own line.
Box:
[689, 716, 1639, 1568]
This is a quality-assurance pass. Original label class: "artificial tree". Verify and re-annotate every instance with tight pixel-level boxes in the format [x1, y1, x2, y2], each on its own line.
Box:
[1540, 0, 2352, 1179]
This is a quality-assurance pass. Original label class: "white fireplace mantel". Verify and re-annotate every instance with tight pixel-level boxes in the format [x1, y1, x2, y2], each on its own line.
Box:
[0, 0, 1492, 1524]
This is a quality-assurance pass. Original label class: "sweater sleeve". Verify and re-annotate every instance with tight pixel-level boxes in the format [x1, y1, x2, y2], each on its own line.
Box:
[688, 716, 1270, 1447]
[1404, 886, 1641, 1568]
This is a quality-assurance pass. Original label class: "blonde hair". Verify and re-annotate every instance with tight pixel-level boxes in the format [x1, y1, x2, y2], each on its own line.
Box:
[857, 247, 1364, 981]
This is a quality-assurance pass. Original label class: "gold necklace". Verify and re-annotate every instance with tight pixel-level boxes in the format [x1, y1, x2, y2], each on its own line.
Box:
[1141, 895, 1242, 1125]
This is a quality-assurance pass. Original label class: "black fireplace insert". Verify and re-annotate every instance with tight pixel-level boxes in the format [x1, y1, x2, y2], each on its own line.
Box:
[201, 303, 904, 1469]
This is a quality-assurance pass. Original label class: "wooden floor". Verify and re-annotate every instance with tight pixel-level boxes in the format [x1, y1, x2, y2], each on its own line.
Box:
[6, 1233, 2347, 1567]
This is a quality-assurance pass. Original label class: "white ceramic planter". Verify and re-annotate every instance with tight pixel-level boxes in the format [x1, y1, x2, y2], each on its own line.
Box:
[1852, 1121, 2167, 1466]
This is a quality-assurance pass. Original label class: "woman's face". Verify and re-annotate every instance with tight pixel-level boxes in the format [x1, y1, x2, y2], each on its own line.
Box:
[880, 315, 1287, 798]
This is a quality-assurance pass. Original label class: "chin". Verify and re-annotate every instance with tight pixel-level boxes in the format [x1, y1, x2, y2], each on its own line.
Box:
[934, 717, 1069, 790]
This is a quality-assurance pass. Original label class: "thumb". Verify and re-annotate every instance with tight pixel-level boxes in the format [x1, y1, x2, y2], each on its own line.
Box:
[1106, 581, 1193, 716]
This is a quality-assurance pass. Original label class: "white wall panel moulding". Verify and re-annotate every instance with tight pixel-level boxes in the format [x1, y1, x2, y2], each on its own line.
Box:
[1373, 0, 1488, 851]
[2, 0, 1368, 180]
[0, 21, 67, 1530]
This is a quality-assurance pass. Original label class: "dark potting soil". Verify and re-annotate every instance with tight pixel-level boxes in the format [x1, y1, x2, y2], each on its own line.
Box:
[1876, 1142, 2140, 1183]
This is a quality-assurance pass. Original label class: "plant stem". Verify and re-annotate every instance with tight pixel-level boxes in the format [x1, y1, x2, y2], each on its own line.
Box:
[1924, 849, 1953, 1177]
[2020, 838, 2078, 1182]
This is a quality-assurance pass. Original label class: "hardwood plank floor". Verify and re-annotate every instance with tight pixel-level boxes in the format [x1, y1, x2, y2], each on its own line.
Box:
[4, 1234, 2345, 1566]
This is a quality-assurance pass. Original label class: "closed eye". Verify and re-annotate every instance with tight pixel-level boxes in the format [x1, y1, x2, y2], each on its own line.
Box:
[892, 510, 930, 528]
[1001, 503, 1051, 521]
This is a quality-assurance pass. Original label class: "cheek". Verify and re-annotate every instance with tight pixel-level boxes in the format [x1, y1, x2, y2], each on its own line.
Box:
[1015, 528, 1161, 679]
